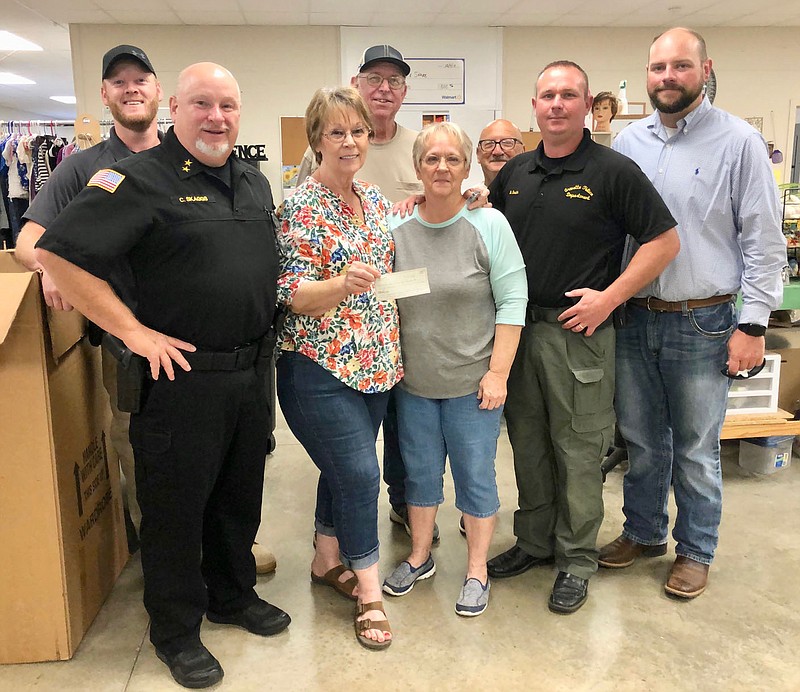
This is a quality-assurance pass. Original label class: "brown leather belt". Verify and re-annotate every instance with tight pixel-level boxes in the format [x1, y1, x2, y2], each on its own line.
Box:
[628, 294, 734, 313]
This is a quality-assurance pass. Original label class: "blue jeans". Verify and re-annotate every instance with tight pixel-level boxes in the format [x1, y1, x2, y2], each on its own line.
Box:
[382, 391, 408, 509]
[615, 301, 735, 565]
[395, 388, 502, 518]
[276, 351, 389, 570]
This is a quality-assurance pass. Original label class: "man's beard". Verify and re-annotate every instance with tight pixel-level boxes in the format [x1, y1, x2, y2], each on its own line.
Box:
[195, 138, 231, 161]
[109, 98, 159, 132]
[648, 81, 704, 115]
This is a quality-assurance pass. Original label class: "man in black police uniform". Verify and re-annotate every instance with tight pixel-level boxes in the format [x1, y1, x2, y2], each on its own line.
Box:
[486, 60, 680, 614]
[36, 62, 288, 689]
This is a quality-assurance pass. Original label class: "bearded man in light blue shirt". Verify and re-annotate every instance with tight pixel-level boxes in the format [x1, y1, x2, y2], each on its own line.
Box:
[600, 27, 786, 598]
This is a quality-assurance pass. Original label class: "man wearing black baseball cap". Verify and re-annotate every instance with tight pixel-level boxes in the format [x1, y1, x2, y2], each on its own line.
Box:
[101, 44, 157, 80]
[16, 44, 164, 554]
[296, 43, 421, 203]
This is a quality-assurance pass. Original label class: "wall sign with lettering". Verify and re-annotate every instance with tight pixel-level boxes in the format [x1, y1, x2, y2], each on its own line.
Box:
[405, 58, 465, 106]
[233, 144, 268, 161]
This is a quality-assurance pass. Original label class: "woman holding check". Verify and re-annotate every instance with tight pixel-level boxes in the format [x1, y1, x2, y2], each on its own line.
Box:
[276, 87, 401, 650]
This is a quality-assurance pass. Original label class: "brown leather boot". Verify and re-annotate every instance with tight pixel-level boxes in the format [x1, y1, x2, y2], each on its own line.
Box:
[665, 556, 709, 598]
[252, 542, 277, 575]
[598, 534, 667, 568]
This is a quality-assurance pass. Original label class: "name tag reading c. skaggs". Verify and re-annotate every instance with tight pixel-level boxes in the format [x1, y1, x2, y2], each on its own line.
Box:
[374, 268, 430, 301]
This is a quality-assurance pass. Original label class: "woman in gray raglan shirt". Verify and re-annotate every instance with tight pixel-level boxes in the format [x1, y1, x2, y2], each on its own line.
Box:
[382, 122, 527, 616]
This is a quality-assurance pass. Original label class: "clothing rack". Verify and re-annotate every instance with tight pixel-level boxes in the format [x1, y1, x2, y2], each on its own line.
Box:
[1, 119, 75, 134]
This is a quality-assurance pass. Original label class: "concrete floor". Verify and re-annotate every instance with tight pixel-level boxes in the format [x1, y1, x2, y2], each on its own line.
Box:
[2, 411, 799, 692]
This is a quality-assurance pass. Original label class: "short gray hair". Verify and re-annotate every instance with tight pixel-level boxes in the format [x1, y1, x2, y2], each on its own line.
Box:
[412, 122, 473, 171]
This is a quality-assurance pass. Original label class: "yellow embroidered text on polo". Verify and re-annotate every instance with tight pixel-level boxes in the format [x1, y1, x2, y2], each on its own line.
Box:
[564, 184, 593, 201]
[178, 196, 210, 203]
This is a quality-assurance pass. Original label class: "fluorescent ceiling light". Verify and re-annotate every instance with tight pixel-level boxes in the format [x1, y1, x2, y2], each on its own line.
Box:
[0, 72, 35, 85]
[0, 31, 43, 51]
[50, 96, 76, 104]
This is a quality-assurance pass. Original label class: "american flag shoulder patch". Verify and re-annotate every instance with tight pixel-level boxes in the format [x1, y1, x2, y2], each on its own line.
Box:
[87, 168, 126, 193]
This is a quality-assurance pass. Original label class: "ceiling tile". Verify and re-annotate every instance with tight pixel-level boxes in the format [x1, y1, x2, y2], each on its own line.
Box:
[103, 10, 183, 23]
[241, 11, 310, 24]
[172, 9, 247, 24]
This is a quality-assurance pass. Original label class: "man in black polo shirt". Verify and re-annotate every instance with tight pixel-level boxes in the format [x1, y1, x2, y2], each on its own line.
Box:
[36, 62, 289, 689]
[486, 60, 679, 614]
[16, 44, 163, 548]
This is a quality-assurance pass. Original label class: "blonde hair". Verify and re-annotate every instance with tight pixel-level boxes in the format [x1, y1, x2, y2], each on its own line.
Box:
[305, 87, 373, 164]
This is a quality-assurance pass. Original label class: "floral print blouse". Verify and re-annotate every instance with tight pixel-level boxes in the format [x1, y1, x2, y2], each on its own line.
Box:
[277, 176, 403, 393]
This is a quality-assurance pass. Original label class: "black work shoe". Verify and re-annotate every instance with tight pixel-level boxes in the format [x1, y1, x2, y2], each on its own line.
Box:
[155, 644, 223, 689]
[390, 505, 440, 544]
[548, 572, 589, 614]
[487, 545, 555, 578]
[206, 599, 291, 636]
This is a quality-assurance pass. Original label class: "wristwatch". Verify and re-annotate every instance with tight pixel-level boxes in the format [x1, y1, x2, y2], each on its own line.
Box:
[737, 323, 767, 337]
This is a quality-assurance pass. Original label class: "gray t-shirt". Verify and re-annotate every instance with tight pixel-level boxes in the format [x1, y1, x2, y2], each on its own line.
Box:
[390, 205, 527, 399]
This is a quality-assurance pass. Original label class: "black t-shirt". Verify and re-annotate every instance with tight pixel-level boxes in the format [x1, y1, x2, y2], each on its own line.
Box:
[37, 127, 279, 351]
[489, 129, 676, 308]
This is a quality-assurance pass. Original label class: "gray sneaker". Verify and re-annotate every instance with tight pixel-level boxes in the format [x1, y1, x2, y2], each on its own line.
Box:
[455, 577, 490, 617]
[389, 506, 440, 544]
[382, 555, 436, 596]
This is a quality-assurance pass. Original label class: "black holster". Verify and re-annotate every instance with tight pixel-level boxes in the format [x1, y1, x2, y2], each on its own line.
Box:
[256, 307, 286, 376]
[102, 332, 148, 414]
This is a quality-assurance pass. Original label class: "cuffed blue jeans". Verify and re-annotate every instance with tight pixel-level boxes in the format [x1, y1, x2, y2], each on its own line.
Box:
[615, 301, 735, 565]
[276, 351, 389, 570]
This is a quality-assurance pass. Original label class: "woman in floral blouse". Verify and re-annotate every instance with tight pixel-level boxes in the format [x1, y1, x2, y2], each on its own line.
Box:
[276, 87, 402, 650]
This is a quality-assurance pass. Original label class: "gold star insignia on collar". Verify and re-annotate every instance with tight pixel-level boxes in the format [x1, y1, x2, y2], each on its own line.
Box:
[182, 166, 190, 172]
[184, 159, 192, 167]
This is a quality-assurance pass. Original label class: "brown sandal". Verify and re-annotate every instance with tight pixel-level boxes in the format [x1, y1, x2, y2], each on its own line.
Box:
[311, 565, 358, 601]
[354, 601, 392, 650]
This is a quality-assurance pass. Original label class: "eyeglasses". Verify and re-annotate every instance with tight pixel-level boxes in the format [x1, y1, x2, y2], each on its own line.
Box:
[477, 138, 523, 153]
[422, 154, 464, 168]
[720, 360, 766, 380]
[322, 127, 371, 143]
[357, 73, 406, 90]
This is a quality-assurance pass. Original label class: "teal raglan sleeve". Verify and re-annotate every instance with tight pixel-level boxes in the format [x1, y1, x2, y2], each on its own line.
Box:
[471, 208, 527, 326]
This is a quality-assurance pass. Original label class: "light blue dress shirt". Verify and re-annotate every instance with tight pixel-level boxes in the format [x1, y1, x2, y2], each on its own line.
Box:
[613, 97, 785, 325]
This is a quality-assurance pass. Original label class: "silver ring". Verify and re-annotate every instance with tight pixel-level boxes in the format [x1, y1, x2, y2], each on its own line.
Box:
[578, 324, 585, 330]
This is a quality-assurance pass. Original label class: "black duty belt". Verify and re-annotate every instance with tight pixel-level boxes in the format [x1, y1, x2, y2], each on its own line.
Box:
[528, 305, 565, 323]
[628, 294, 734, 313]
[184, 343, 260, 371]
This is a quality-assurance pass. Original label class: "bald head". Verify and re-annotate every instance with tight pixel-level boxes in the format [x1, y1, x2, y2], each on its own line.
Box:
[646, 27, 711, 125]
[170, 62, 242, 166]
[651, 27, 707, 63]
[476, 119, 524, 186]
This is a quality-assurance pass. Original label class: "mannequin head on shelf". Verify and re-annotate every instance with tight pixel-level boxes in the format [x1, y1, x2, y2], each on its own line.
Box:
[592, 92, 618, 132]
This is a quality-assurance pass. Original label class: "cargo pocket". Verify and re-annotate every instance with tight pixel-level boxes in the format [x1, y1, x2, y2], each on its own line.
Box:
[128, 426, 172, 483]
[570, 367, 615, 433]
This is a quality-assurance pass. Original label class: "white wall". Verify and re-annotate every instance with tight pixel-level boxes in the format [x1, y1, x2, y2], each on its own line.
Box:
[69, 24, 800, 189]
[503, 27, 800, 182]
[69, 24, 340, 194]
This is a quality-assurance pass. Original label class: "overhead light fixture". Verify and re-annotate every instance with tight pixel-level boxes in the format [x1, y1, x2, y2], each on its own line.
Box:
[0, 72, 35, 85]
[0, 31, 43, 52]
[50, 96, 76, 104]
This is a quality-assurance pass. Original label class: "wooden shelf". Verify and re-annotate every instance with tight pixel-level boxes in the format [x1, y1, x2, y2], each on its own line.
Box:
[721, 408, 800, 439]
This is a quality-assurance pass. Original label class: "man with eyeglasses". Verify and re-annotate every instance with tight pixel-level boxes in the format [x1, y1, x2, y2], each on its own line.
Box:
[296, 44, 422, 203]
[486, 60, 679, 614]
[476, 119, 525, 187]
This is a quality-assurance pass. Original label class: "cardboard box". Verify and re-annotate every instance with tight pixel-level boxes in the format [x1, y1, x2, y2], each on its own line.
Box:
[738, 435, 794, 474]
[0, 251, 128, 664]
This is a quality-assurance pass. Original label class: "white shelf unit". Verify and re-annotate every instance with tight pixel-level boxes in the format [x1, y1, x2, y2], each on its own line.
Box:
[725, 353, 781, 415]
